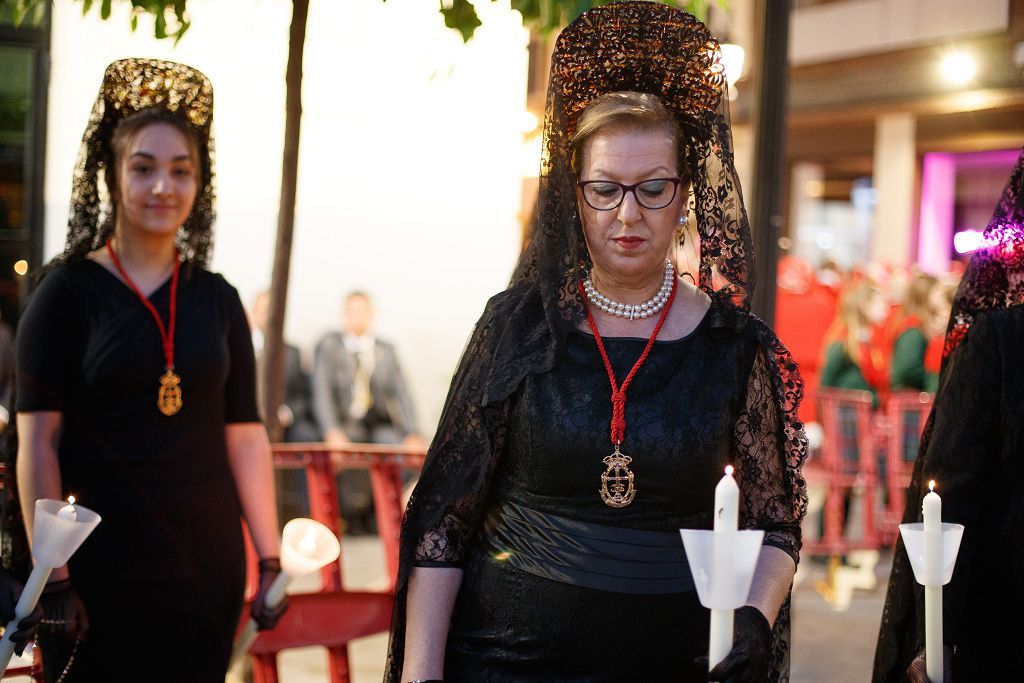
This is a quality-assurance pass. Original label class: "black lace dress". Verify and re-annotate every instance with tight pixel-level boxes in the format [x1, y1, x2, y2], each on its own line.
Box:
[15, 260, 257, 682]
[414, 297, 801, 682]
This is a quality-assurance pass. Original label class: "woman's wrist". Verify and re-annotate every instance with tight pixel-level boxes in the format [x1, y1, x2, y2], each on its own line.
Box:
[258, 557, 281, 573]
[47, 569, 70, 583]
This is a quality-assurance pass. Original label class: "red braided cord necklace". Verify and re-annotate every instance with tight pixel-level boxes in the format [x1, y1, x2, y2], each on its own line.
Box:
[106, 240, 183, 416]
[578, 272, 678, 507]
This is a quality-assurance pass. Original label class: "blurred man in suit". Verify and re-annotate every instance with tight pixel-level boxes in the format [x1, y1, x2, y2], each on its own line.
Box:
[313, 291, 422, 534]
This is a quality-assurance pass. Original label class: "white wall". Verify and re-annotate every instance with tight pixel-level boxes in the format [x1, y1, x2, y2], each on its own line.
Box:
[791, 0, 1009, 65]
[44, 0, 529, 437]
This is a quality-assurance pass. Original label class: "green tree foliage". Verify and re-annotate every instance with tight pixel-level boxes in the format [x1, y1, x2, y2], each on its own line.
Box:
[436, 0, 722, 41]
[372, 1, 725, 42]
[2, 1, 724, 44]
[1, 0, 189, 43]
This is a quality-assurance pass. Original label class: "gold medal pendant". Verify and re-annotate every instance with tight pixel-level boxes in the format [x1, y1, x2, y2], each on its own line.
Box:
[157, 368, 183, 416]
[600, 445, 636, 508]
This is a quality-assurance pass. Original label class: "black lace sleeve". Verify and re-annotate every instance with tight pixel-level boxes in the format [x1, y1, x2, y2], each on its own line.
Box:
[386, 285, 545, 683]
[410, 398, 510, 567]
[734, 347, 804, 565]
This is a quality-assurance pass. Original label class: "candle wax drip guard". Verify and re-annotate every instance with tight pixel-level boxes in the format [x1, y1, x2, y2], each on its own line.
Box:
[899, 522, 965, 586]
[680, 529, 764, 609]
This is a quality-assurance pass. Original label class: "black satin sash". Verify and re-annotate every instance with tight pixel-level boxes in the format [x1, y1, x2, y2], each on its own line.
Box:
[480, 499, 695, 595]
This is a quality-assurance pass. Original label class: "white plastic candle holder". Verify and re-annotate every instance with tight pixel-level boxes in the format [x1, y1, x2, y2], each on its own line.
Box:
[899, 522, 964, 587]
[228, 518, 341, 675]
[680, 529, 765, 609]
[0, 499, 102, 674]
[681, 528, 764, 670]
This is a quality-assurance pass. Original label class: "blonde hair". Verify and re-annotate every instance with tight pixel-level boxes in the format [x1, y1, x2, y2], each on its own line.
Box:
[828, 281, 884, 365]
[570, 92, 683, 175]
[901, 273, 938, 323]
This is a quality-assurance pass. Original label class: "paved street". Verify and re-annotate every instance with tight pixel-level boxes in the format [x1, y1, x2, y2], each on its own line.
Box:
[791, 551, 891, 682]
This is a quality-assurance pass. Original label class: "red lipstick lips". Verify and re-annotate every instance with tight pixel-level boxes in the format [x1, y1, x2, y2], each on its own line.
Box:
[613, 236, 645, 249]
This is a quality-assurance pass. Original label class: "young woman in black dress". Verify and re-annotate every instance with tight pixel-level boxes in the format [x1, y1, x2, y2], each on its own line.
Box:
[13, 59, 285, 682]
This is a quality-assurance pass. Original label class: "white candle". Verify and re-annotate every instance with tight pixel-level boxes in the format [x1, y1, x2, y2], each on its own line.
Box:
[709, 465, 740, 670]
[57, 496, 77, 522]
[923, 481, 943, 683]
[714, 466, 739, 532]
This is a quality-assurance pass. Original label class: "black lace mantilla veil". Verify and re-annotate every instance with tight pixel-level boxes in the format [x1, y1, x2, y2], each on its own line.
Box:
[1, 58, 215, 577]
[52, 58, 215, 273]
[872, 145, 1024, 682]
[386, 2, 807, 680]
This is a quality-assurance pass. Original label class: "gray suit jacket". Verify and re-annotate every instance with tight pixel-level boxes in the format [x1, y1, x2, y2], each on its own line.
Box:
[311, 332, 418, 439]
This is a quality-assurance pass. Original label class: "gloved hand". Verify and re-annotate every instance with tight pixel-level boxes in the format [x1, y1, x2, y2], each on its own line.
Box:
[0, 569, 43, 656]
[251, 558, 288, 631]
[694, 605, 772, 682]
[906, 645, 954, 682]
[39, 578, 89, 638]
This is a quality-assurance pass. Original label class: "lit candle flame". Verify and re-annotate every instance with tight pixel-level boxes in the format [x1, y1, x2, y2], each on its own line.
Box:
[57, 496, 78, 521]
[928, 480, 935, 492]
[724, 465, 734, 476]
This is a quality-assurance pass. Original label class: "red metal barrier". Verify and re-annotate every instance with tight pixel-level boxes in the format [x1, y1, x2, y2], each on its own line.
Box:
[803, 388, 878, 556]
[803, 388, 934, 556]
[243, 443, 425, 683]
[881, 392, 934, 533]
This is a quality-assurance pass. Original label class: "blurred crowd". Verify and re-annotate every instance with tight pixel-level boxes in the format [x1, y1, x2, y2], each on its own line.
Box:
[775, 256, 962, 425]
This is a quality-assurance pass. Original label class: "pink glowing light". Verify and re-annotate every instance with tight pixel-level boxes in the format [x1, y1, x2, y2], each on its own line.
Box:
[953, 230, 984, 254]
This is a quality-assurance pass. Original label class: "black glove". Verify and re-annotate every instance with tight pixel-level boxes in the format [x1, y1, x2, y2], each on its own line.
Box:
[0, 569, 43, 656]
[693, 605, 772, 682]
[39, 578, 89, 638]
[251, 558, 288, 631]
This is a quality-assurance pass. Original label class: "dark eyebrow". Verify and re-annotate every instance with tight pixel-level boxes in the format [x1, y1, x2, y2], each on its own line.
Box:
[129, 152, 194, 163]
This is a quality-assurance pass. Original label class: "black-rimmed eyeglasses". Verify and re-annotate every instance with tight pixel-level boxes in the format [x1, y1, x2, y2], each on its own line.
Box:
[576, 177, 684, 211]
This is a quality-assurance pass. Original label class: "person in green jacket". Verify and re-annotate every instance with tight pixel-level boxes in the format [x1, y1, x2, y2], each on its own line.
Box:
[890, 273, 939, 392]
[820, 280, 889, 407]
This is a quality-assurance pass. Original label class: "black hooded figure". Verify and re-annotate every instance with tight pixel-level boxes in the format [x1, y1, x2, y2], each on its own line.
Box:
[874, 146, 1024, 682]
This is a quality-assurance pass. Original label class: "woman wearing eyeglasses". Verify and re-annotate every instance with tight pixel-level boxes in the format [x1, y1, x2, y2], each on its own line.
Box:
[386, 4, 807, 682]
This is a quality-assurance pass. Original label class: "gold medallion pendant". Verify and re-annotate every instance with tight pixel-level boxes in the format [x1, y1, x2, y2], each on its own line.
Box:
[158, 368, 183, 416]
[600, 445, 636, 508]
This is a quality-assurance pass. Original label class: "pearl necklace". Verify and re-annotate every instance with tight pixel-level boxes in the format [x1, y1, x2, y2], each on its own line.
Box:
[583, 260, 675, 321]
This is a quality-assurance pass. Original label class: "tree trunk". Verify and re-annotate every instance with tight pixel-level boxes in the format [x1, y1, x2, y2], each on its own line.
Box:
[748, 0, 790, 327]
[261, 0, 309, 441]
